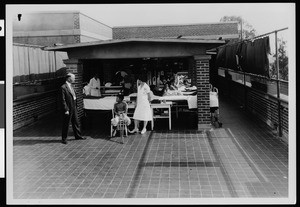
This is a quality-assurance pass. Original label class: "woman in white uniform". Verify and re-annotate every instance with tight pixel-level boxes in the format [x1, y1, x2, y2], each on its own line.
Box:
[130, 75, 152, 134]
[89, 74, 101, 97]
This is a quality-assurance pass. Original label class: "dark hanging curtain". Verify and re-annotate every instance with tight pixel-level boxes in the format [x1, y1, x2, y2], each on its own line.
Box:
[216, 36, 270, 78]
[216, 43, 241, 71]
[215, 46, 226, 68]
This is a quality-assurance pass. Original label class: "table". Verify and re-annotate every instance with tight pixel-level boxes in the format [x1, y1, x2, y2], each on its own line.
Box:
[150, 102, 172, 130]
[157, 95, 197, 109]
[151, 95, 197, 118]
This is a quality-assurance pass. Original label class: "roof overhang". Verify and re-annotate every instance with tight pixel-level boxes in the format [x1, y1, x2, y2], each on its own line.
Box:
[43, 38, 226, 52]
[43, 38, 226, 59]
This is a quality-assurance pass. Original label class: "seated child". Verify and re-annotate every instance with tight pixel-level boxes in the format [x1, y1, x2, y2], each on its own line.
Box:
[111, 94, 131, 136]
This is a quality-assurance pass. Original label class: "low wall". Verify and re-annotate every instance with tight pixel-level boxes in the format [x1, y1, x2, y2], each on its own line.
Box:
[13, 90, 60, 130]
[216, 75, 288, 142]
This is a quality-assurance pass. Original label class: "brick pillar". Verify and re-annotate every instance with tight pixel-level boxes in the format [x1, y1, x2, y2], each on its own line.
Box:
[63, 59, 84, 123]
[188, 57, 196, 86]
[194, 55, 211, 130]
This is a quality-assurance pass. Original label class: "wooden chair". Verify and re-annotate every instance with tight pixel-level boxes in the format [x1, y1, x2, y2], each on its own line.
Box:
[110, 117, 128, 144]
[110, 102, 129, 143]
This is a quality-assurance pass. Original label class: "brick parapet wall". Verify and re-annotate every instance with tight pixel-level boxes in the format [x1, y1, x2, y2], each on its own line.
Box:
[217, 74, 288, 141]
[13, 90, 59, 130]
[13, 57, 86, 131]
[194, 55, 211, 128]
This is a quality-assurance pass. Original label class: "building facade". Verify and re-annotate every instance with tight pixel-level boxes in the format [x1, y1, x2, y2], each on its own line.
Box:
[13, 11, 113, 46]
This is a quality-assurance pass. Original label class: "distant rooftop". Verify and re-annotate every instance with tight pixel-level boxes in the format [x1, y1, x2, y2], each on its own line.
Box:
[113, 22, 239, 39]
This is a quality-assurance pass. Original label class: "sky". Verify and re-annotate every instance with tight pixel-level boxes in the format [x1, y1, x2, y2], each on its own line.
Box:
[7, 3, 295, 36]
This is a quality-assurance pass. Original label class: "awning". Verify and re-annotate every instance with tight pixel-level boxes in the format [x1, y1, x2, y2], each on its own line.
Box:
[43, 38, 225, 51]
[43, 38, 226, 60]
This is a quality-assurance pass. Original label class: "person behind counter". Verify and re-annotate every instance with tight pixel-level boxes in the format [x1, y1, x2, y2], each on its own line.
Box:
[89, 73, 101, 97]
[169, 78, 178, 90]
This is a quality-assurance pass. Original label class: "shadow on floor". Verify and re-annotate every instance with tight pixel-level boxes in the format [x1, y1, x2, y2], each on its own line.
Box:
[13, 139, 63, 146]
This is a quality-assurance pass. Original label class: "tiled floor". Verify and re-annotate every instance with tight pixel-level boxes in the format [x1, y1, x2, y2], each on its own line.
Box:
[12, 96, 289, 200]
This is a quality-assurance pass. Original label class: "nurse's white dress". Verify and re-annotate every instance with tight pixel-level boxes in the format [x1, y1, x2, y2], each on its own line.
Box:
[133, 83, 153, 121]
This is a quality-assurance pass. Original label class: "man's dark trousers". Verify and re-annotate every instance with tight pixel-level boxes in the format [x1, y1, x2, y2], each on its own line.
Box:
[62, 104, 82, 141]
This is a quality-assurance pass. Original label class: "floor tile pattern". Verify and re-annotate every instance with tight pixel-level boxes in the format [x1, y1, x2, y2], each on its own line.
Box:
[12, 97, 289, 199]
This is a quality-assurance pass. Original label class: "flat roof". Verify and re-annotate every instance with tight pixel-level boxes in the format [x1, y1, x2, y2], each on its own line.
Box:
[43, 38, 225, 51]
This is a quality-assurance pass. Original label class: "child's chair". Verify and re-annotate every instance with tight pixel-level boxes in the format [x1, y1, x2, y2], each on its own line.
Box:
[110, 117, 128, 144]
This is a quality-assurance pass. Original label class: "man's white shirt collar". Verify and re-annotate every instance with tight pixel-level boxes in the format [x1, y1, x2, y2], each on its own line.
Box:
[66, 81, 72, 88]
[66, 81, 76, 100]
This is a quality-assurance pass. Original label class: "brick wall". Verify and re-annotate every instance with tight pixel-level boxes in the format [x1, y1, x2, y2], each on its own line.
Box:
[13, 90, 59, 130]
[217, 74, 289, 139]
[188, 57, 196, 86]
[113, 22, 238, 39]
[195, 55, 211, 128]
[13, 58, 87, 131]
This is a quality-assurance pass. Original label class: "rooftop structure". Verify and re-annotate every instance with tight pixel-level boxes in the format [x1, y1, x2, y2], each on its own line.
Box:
[13, 11, 239, 46]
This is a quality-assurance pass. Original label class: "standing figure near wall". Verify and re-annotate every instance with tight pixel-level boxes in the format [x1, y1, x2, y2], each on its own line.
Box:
[89, 73, 101, 97]
[61, 73, 86, 144]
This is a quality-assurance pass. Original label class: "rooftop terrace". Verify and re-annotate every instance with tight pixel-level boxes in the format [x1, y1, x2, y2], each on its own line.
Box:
[10, 95, 289, 204]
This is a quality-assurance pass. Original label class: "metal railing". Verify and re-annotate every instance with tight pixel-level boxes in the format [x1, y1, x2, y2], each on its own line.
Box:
[217, 27, 289, 137]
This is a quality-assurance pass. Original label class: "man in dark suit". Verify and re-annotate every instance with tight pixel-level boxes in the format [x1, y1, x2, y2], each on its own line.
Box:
[61, 73, 86, 144]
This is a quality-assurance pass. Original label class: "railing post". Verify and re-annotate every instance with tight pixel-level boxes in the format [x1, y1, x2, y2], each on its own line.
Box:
[27, 47, 31, 81]
[275, 31, 282, 137]
[243, 71, 247, 110]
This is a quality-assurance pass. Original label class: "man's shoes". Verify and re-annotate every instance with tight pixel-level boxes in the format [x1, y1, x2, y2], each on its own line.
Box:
[62, 140, 67, 144]
[75, 137, 86, 140]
